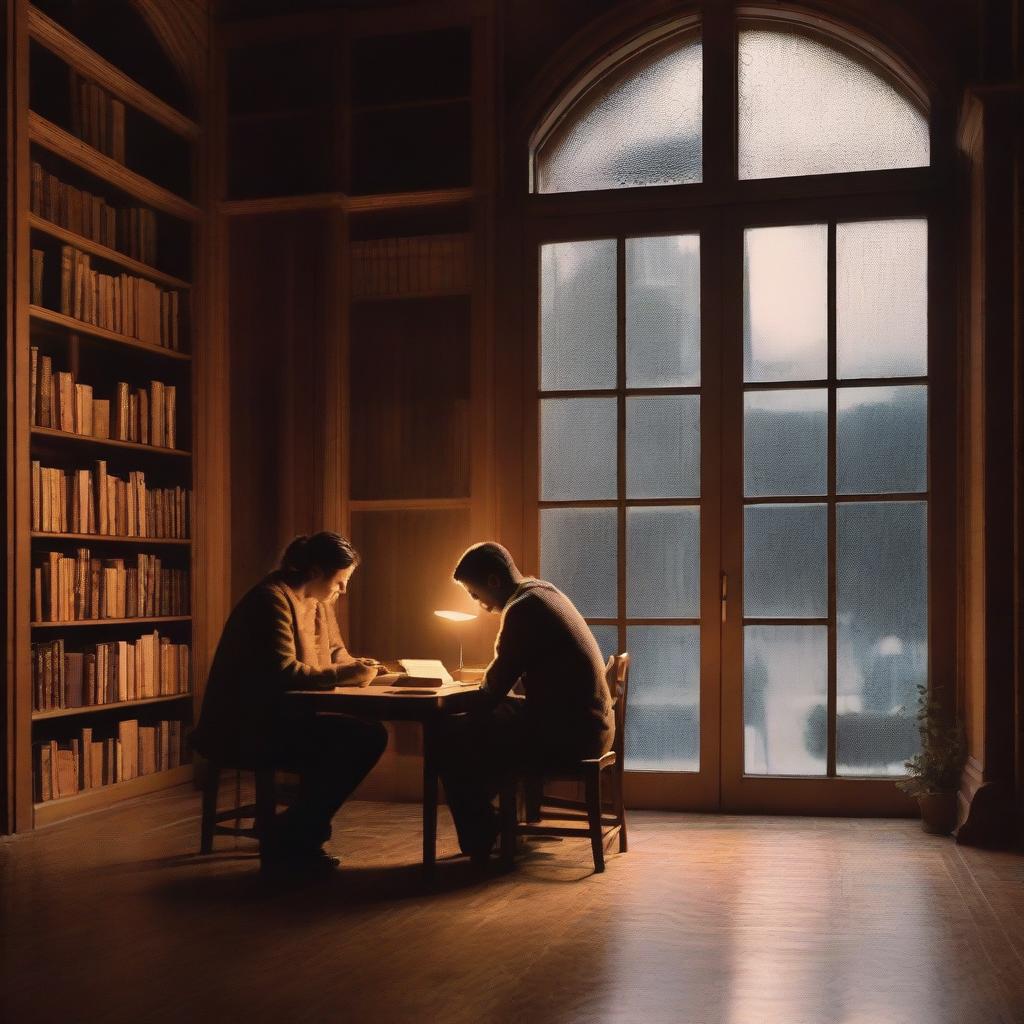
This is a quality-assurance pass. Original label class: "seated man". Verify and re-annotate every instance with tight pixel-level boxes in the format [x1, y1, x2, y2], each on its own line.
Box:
[191, 532, 388, 874]
[440, 542, 614, 863]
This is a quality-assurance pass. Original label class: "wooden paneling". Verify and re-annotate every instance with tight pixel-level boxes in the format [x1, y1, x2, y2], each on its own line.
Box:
[349, 296, 471, 501]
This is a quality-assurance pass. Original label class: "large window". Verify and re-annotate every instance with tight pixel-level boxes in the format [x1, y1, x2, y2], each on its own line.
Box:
[531, 14, 938, 804]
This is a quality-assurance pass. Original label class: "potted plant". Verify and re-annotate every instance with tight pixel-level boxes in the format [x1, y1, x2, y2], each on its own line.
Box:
[896, 684, 965, 834]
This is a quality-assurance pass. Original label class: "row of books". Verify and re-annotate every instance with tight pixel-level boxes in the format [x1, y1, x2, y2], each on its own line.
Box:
[31, 161, 159, 265]
[69, 70, 126, 164]
[33, 549, 190, 622]
[32, 460, 191, 539]
[35, 718, 186, 801]
[49, 245, 183, 349]
[350, 233, 471, 298]
[33, 633, 190, 711]
[30, 347, 179, 448]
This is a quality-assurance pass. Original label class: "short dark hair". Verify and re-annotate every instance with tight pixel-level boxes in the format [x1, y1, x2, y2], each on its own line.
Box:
[279, 532, 360, 582]
[453, 542, 519, 585]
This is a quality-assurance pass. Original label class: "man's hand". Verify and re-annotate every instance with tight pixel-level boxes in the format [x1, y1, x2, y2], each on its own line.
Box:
[355, 657, 388, 676]
[334, 661, 377, 687]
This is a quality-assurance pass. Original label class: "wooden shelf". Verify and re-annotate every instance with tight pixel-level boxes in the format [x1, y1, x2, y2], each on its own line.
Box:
[31, 616, 192, 628]
[219, 188, 476, 217]
[29, 214, 191, 289]
[30, 306, 190, 361]
[33, 763, 193, 827]
[348, 497, 472, 511]
[352, 289, 471, 304]
[33, 693, 192, 721]
[32, 532, 190, 545]
[346, 187, 475, 213]
[31, 427, 191, 458]
[29, 112, 201, 222]
[27, 6, 200, 140]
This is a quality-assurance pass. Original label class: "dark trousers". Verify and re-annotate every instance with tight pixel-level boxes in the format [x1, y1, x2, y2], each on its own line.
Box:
[438, 699, 535, 855]
[262, 712, 388, 856]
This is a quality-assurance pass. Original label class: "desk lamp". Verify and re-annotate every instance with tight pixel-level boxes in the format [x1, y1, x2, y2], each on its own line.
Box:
[433, 609, 477, 671]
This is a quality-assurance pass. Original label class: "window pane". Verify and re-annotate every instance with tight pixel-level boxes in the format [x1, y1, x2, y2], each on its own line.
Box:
[626, 234, 700, 386]
[744, 389, 827, 496]
[589, 624, 620, 663]
[837, 385, 927, 494]
[627, 507, 700, 618]
[536, 33, 702, 193]
[744, 504, 827, 618]
[837, 219, 928, 379]
[738, 26, 929, 180]
[540, 507, 617, 618]
[744, 625, 828, 776]
[625, 626, 700, 772]
[541, 398, 617, 500]
[744, 225, 827, 382]
[626, 396, 700, 499]
[837, 502, 927, 777]
[540, 240, 617, 390]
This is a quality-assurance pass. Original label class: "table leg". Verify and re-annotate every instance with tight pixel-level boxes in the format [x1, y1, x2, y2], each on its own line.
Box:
[422, 720, 438, 870]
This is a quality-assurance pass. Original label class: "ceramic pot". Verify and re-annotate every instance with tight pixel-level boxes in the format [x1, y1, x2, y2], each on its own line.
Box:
[918, 791, 958, 835]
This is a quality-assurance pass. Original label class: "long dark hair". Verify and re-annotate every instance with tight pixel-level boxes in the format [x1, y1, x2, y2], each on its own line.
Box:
[278, 531, 360, 585]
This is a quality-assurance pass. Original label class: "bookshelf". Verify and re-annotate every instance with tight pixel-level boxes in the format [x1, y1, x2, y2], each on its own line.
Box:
[6, 3, 206, 830]
[218, 3, 496, 688]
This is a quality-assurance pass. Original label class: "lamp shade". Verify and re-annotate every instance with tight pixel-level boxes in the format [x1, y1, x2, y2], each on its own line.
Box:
[433, 609, 477, 623]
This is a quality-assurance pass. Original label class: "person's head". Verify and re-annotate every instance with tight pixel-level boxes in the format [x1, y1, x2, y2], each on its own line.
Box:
[452, 542, 523, 614]
[279, 532, 360, 602]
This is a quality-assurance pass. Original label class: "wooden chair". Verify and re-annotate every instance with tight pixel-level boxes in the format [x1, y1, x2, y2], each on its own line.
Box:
[499, 652, 630, 873]
[198, 760, 279, 855]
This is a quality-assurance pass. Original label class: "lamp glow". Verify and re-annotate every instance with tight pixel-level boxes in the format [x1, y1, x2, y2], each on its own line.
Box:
[433, 609, 477, 670]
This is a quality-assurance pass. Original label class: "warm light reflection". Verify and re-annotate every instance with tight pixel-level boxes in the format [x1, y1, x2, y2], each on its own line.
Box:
[433, 610, 477, 623]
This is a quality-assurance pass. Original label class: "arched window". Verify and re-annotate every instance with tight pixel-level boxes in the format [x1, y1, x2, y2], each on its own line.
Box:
[527, 14, 943, 814]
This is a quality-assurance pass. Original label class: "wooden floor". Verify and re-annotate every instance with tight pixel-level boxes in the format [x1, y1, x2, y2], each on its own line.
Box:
[2, 784, 1023, 1024]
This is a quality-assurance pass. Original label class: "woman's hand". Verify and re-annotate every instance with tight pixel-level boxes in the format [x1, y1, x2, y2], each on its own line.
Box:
[334, 661, 376, 687]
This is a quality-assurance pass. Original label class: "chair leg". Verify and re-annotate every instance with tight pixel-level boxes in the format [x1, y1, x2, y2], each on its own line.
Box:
[613, 766, 628, 853]
[499, 777, 519, 869]
[584, 765, 605, 873]
[199, 763, 220, 855]
[524, 774, 543, 823]
[254, 769, 277, 839]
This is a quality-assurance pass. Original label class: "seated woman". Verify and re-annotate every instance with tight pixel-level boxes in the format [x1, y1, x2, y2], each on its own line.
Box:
[191, 531, 388, 873]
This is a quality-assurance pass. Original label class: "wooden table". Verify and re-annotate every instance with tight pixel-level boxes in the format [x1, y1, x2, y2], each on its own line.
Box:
[288, 682, 483, 869]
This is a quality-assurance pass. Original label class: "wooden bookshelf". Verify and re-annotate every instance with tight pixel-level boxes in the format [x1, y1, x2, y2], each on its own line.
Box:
[30, 427, 191, 457]
[29, 306, 191, 360]
[32, 616, 192, 628]
[33, 693, 192, 721]
[346, 187, 475, 213]
[33, 764, 193, 827]
[28, 113, 201, 221]
[32, 532, 191, 545]
[29, 214, 192, 289]
[6, 1, 206, 832]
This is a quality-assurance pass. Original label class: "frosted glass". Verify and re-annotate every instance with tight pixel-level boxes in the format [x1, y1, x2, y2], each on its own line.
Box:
[744, 504, 827, 617]
[626, 507, 700, 618]
[744, 389, 827, 497]
[738, 27, 930, 180]
[589, 624, 620, 663]
[540, 507, 617, 618]
[626, 234, 701, 386]
[744, 625, 828, 776]
[626, 396, 700, 498]
[537, 34, 702, 193]
[837, 502, 926, 776]
[744, 225, 827, 382]
[624, 626, 700, 772]
[837, 219, 928, 379]
[837, 385, 927, 494]
[541, 398, 617, 500]
[540, 240, 617, 390]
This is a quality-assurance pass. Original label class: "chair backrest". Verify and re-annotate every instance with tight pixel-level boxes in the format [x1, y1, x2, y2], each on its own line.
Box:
[605, 653, 630, 762]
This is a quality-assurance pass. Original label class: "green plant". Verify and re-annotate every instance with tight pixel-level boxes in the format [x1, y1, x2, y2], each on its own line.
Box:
[896, 684, 965, 797]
